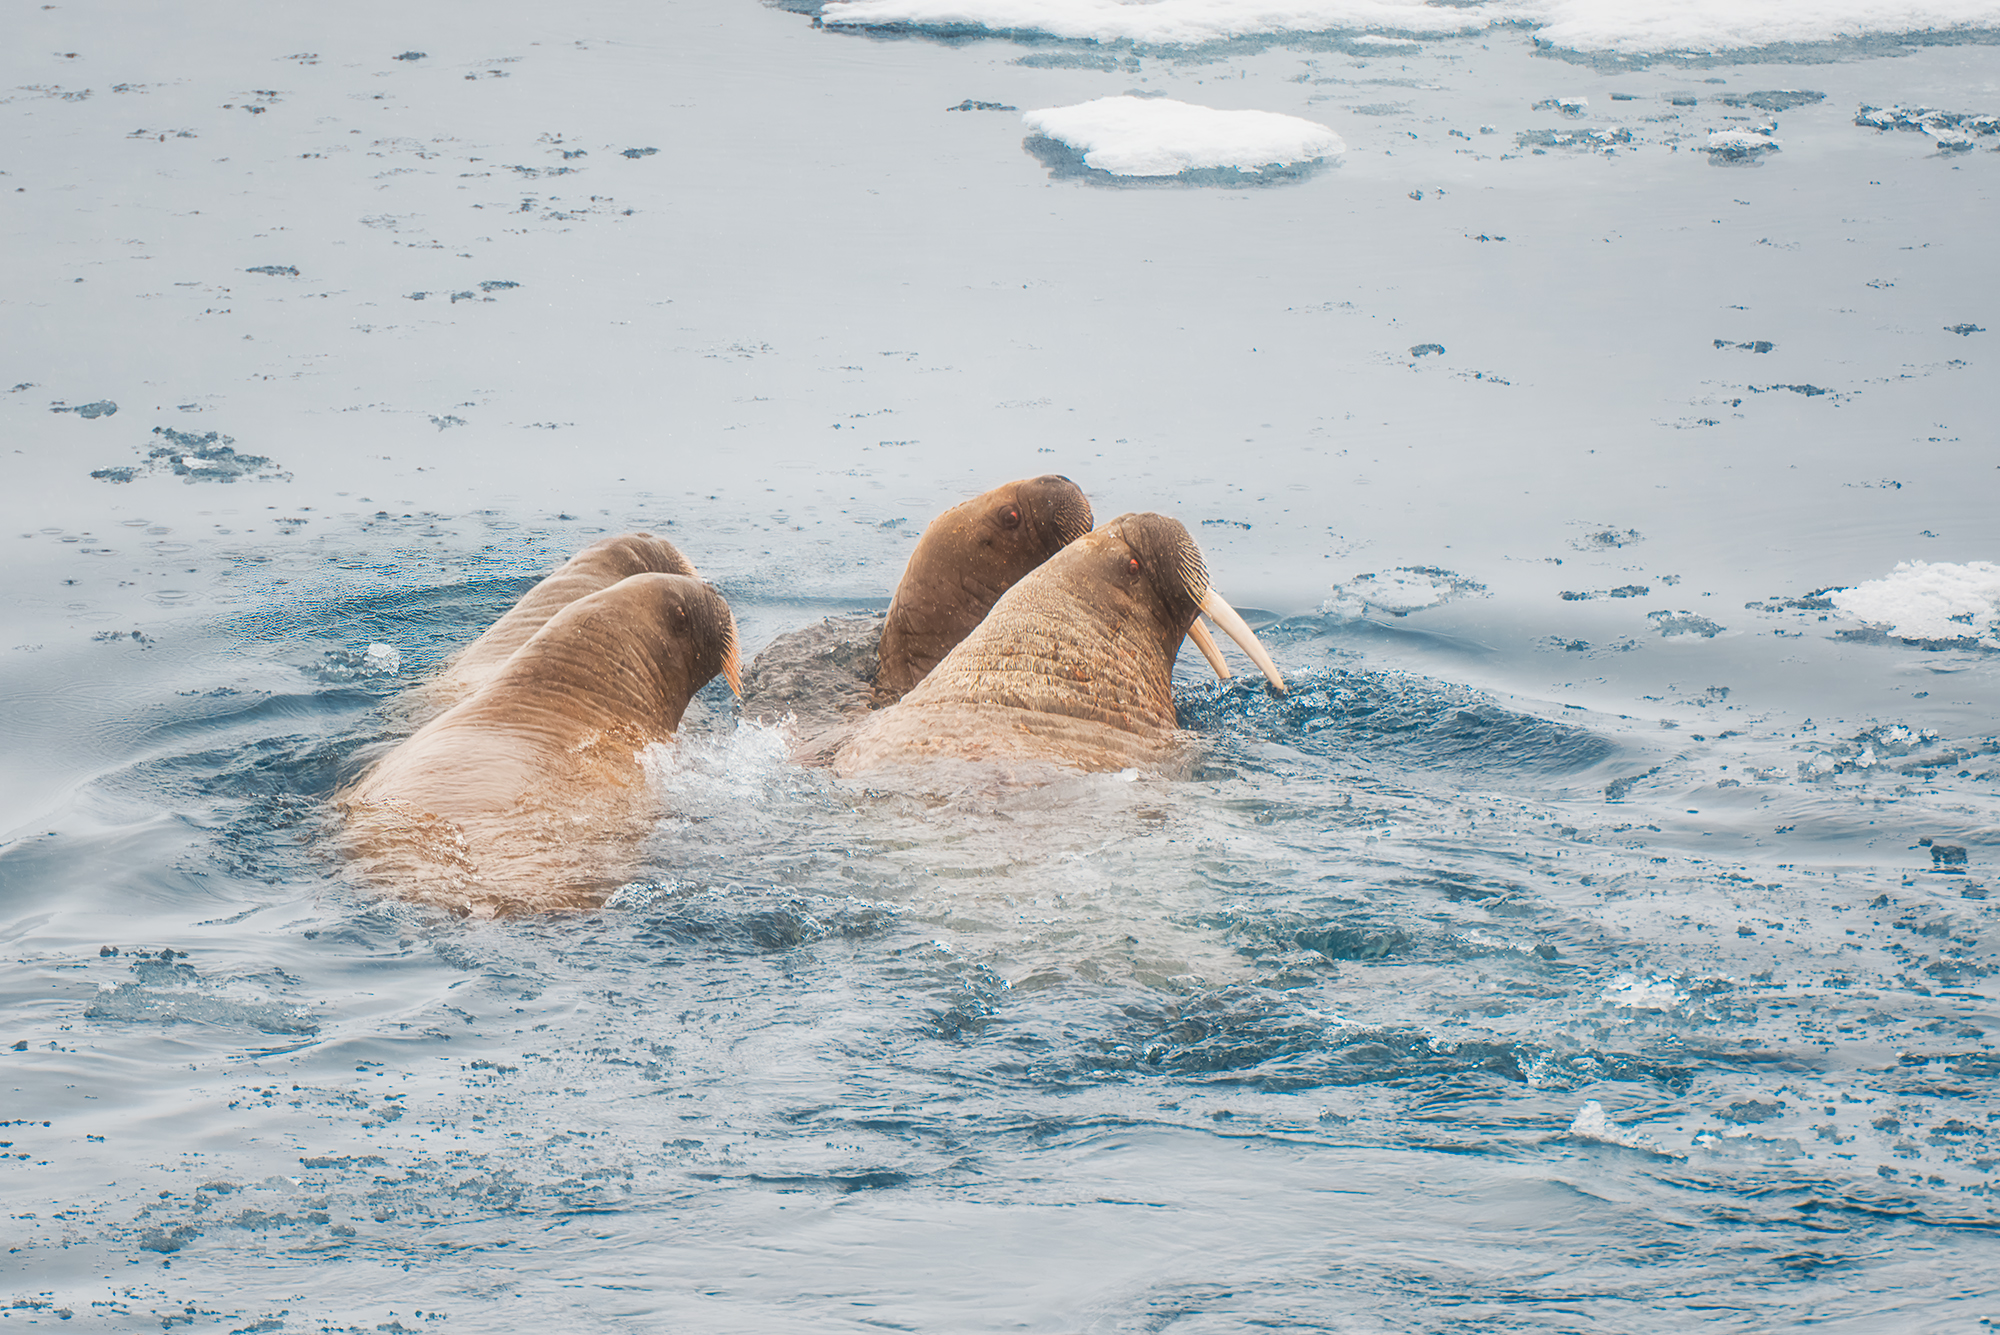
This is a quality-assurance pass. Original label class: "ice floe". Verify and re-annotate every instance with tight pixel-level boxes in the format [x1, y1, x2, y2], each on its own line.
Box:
[1021, 96, 1343, 176]
[1831, 560, 2000, 646]
[1707, 127, 1781, 158]
[817, 0, 2000, 54]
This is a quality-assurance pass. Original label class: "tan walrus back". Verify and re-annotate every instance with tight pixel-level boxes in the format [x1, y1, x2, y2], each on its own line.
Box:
[342, 571, 737, 914]
[837, 514, 1208, 778]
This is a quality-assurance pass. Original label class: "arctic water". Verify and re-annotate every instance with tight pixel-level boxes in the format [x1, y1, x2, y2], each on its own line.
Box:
[4, 0, 2000, 1329]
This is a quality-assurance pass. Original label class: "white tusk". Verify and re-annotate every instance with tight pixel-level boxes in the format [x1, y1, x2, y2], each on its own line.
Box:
[1198, 589, 1287, 695]
[1187, 617, 1231, 680]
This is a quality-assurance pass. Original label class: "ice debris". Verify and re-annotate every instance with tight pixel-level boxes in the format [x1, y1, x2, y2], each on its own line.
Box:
[1856, 104, 1999, 152]
[1022, 96, 1343, 176]
[1831, 560, 2000, 647]
[1707, 128, 1780, 159]
[1322, 567, 1486, 620]
[1570, 1100, 1671, 1155]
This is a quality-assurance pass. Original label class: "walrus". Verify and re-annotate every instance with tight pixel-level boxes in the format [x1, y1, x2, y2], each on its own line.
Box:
[339, 571, 740, 915]
[739, 475, 1092, 762]
[833, 512, 1284, 780]
[427, 532, 702, 706]
[872, 474, 1094, 704]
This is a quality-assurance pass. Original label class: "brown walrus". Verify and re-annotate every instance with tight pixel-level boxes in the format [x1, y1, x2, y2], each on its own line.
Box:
[833, 512, 1284, 780]
[871, 474, 1094, 704]
[340, 571, 740, 915]
[427, 532, 702, 706]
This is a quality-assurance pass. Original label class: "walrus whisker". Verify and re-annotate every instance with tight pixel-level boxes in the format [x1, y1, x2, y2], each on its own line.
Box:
[1187, 618, 1231, 680]
[1198, 590, 1286, 695]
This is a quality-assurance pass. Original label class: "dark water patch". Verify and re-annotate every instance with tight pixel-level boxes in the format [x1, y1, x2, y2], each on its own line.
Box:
[51, 400, 117, 418]
[244, 265, 298, 277]
[1179, 666, 1616, 774]
[625, 889, 902, 956]
[948, 99, 1016, 111]
[1715, 339, 1775, 353]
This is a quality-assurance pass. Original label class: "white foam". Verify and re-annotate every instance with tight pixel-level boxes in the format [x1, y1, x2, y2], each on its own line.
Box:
[361, 643, 402, 675]
[1831, 560, 2000, 644]
[818, 0, 2000, 53]
[1600, 972, 1685, 1011]
[1569, 1100, 1671, 1154]
[1022, 96, 1343, 175]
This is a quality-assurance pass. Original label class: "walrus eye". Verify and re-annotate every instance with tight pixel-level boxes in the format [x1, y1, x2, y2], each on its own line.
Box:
[1128, 557, 1141, 574]
[1001, 507, 1021, 530]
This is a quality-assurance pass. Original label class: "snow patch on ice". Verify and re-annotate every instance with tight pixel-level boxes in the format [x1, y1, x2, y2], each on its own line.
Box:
[818, 0, 2000, 54]
[1831, 560, 2000, 646]
[1022, 96, 1343, 176]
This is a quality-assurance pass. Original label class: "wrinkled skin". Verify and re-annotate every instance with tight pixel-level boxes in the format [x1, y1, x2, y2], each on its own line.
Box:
[340, 572, 738, 915]
[871, 474, 1093, 704]
[835, 513, 1232, 779]
[428, 532, 700, 707]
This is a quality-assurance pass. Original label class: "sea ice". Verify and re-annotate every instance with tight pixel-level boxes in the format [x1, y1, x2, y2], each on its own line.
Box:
[1022, 96, 1343, 176]
[1707, 128, 1781, 157]
[1831, 560, 2000, 645]
[817, 0, 2000, 54]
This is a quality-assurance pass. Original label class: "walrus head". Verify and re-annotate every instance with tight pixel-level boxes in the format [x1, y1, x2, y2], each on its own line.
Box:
[872, 474, 1093, 703]
[834, 513, 1282, 777]
[481, 571, 741, 738]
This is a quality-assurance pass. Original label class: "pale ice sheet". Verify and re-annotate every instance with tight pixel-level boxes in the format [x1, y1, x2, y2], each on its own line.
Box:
[1832, 559, 2000, 644]
[821, 0, 2000, 51]
[1023, 95, 1344, 175]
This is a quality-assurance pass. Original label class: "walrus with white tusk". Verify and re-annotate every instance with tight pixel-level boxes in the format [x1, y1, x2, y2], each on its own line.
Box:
[340, 571, 740, 915]
[738, 475, 1093, 762]
[833, 512, 1283, 779]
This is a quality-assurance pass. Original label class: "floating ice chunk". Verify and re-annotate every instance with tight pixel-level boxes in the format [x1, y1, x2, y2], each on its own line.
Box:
[1831, 560, 2000, 645]
[1022, 96, 1343, 176]
[1322, 566, 1485, 621]
[361, 643, 402, 675]
[1707, 128, 1780, 157]
[1529, 0, 2000, 54]
[1601, 972, 1684, 1011]
[821, 0, 1500, 44]
[818, 0, 2000, 54]
[1570, 1100, 1670, 1154]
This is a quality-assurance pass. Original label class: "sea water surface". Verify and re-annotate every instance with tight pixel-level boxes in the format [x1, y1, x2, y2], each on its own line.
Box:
[4, 0, 2000, 1329]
